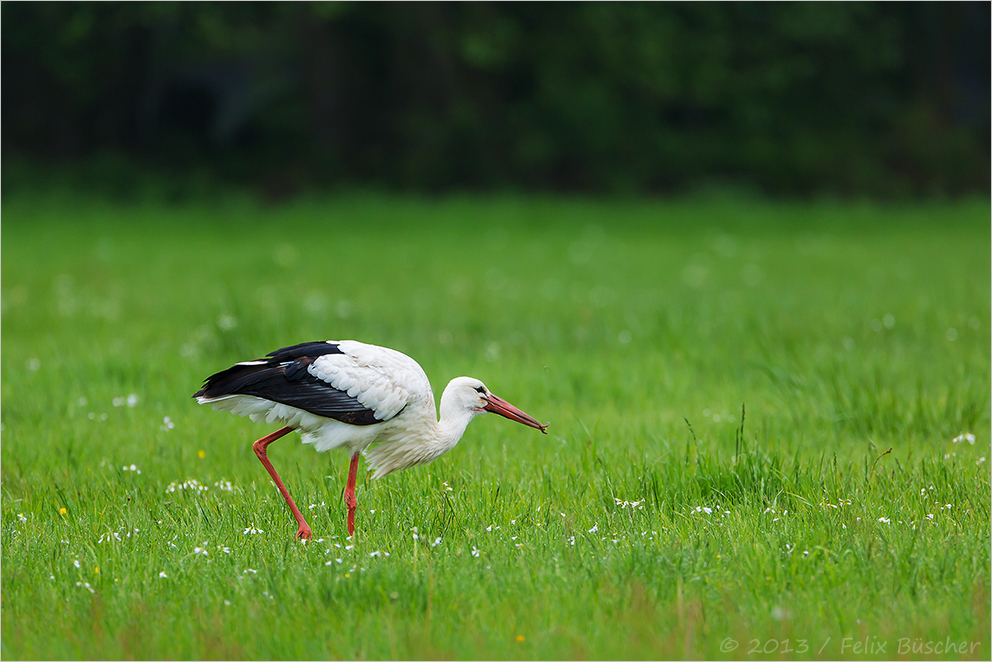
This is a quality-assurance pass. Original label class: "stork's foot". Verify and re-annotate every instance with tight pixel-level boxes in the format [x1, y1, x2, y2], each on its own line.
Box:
[296, 524, 313, 540]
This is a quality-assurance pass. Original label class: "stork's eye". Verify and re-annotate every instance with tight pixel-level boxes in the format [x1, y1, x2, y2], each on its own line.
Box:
[474, 386, 486, 394]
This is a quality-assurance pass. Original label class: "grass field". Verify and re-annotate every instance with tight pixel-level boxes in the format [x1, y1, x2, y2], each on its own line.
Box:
[2, 193, 989, 659]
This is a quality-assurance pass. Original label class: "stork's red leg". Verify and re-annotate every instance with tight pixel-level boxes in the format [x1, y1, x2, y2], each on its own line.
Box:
[252, 426, 312, 540]
[344, 452, 360, 536]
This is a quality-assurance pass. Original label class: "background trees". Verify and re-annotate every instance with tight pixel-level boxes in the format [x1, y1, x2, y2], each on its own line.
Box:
[3, 3, 988, 196]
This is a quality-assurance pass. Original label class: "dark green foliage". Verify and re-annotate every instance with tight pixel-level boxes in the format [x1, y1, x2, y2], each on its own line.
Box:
[3, 3, 989, 196]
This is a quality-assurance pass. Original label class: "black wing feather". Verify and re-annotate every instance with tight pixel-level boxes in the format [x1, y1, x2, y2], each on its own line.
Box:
[193, 343, 381, 426]
[265, 341, 344, 362]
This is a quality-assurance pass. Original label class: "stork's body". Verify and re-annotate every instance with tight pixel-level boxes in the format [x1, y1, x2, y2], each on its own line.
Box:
[193, 340, 547, 538]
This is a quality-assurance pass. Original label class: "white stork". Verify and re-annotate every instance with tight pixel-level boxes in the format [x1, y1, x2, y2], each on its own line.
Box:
[193, 340, 548, 539]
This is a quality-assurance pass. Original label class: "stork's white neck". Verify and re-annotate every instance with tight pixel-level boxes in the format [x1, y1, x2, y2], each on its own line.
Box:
[362, 377, 488, 480]
[435, 389, 484, 451]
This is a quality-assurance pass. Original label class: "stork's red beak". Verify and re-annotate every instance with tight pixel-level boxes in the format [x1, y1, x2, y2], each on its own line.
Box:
[483, 393, 548, 433]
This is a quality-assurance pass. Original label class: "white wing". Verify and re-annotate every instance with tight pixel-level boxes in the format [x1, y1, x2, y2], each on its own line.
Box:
[308, 340, 434, 422]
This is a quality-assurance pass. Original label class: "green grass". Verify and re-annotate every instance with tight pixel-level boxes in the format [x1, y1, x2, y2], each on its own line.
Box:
[2, 193, 989, 660]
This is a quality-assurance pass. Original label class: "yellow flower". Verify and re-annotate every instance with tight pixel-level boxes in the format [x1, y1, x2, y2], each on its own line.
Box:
[516, 635, 525, 642]
[59, 507, 67, 515]
[198, 450, 206, 459]
[94, 567, 100, 574]
[344, 573, 350, 578]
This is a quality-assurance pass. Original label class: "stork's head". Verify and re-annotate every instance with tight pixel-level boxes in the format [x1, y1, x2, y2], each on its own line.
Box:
[440, 377, 548, 433]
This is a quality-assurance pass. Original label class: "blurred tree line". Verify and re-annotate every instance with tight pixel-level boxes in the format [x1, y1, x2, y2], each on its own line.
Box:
[2, 2, 988, 197]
